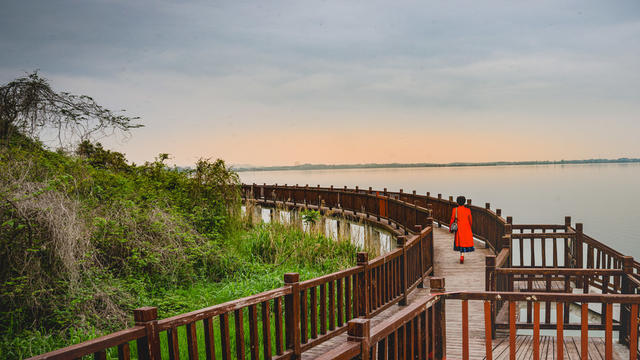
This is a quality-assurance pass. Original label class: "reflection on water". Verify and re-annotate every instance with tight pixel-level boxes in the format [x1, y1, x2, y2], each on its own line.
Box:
[240, 163, 640, 259]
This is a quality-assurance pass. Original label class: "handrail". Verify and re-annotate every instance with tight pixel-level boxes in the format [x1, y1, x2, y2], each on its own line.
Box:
[29, 184, 436, 360]
[156, 285, 292, 330]
[315, 288, 640, 360]
[495, 247, 510, 268]
[245, 183, 509, 251]
[29, 183, 640, 360]
[26, 327, 146, 360]
[445, 290, 640, 303]
[495, 268, 623, 275]
[313, 277, 447, 360]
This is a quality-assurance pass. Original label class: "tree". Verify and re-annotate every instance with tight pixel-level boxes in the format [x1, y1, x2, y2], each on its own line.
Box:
[0, 71, 142, 148]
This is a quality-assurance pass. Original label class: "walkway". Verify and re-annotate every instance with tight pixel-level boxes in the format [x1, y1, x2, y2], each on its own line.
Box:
[304, 226, 629, 359]
[301, 226, 490, 359]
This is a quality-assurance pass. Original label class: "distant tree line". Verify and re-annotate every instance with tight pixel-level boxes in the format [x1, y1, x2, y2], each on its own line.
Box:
[235, 158, 640, 172]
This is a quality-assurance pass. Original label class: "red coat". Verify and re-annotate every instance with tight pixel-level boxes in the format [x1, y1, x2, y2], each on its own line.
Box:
[451, 206, 474, 251]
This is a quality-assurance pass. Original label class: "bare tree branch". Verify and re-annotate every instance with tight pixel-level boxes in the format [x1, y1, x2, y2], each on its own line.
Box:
[0, 71, 143, 148]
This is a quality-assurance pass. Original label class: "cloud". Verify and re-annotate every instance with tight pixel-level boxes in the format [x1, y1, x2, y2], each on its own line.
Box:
[1, 0, 639, 165]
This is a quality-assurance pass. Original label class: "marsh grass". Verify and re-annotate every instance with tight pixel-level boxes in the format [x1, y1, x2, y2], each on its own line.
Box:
[1, 217, 359, 359]
[0, 136, 368, 359]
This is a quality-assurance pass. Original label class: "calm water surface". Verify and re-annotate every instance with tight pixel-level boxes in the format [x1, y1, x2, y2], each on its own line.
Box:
[240, 163, 640, 259]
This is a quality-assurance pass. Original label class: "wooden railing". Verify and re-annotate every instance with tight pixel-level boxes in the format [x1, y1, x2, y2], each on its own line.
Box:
[244, 183, 509, 251]
[314, 277, 447, 360]
[28, 185, 436, 360]
[28, 183, 640, 360]
[509, 224, 577, 268]
[317, 286, 640, 360]
[447, 291, 640, 360]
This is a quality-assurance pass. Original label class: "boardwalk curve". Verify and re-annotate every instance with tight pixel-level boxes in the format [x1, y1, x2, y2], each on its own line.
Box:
[27, 184, 640, 360]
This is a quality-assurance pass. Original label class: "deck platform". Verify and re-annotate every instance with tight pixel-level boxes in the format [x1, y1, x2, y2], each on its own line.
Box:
[303, 226, 630, 359]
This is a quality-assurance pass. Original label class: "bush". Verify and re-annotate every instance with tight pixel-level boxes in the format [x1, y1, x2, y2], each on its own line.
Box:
[0, 138, 241, 333]
[0, 136, 359, 359]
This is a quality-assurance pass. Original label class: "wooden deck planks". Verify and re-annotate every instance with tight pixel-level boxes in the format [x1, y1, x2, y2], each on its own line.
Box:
[484, 336, 627, 360]
[433, 227, 492, 360]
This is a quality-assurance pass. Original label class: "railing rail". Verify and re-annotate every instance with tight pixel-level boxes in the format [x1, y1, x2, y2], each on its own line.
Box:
[314, 277, 447, 360]
[29, 184, 437, 360]
[29, 183, 640, 360]
[316, 288, 640, 360]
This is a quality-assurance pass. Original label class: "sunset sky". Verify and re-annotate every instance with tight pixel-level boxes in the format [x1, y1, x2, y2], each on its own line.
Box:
[1, 1, 639, 166]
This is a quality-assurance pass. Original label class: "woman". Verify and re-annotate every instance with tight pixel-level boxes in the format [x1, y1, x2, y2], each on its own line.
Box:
[450, 195, 474, 263]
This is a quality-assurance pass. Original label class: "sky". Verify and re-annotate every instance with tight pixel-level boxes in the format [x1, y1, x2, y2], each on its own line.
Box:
[1, 0, 639, 166]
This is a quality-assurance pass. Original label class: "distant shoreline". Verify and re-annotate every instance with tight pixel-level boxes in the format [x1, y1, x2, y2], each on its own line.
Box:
[234, 158, 640, 172]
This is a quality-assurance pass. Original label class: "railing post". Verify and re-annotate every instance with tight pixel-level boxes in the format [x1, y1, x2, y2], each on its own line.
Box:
[415, 225, 425, 288]
[486, 255, 497, 339]
[430, 277, 446, 359]
[398, 236, 409, 306]
[574, 223, 585, 289]
[485, 255, 496, 291]
[348, 318, 371, 360]
[134, 307, 161, 360]
[427, 208, 435, 275]
[376, 191, 381, 221]
[357, 252, 370, 317]
[284, 273, 301, 359]
[436, 194, 442, 227]
[503, 223, 512, 267]
[564, 216, 571, 231]
[620, 256, 634, 345]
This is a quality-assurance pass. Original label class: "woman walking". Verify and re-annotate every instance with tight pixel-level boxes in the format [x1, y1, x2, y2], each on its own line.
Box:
[450, 195, 474, 263]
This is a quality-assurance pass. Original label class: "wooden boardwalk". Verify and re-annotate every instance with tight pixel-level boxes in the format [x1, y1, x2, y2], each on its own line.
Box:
[433, 226, 491, 359]
[303, 226, 630, 359]
[31, 186, 640, 360]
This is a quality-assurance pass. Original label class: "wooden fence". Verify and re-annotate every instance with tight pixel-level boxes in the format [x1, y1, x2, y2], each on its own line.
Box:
[28, 185, 438, 360]
[314, 285, 640, 360]
[28, 183, 640, 360]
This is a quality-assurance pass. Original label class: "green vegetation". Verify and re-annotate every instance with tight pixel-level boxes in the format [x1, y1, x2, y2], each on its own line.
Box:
[0, 72, 359, 359]
[0, 136, 357, 359]
[301, 209, 321, 225]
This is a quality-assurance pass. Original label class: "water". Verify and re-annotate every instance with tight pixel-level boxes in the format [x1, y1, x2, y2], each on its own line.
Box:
[239, 163, 640, 260]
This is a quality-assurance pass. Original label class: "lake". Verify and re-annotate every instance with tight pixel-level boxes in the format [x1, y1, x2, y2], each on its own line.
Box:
[239, 163, 640, 260]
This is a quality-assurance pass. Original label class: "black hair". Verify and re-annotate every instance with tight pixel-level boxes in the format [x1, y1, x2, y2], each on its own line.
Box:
[456, 196, 466, 206]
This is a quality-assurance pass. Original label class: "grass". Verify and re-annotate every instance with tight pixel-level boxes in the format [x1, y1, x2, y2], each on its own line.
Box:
[1, 217, 360, 359]
[0, 134, 364, 359]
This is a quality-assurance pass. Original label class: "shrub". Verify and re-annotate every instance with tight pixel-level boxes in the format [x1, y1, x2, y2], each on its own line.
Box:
[0, 138, 241, 333]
